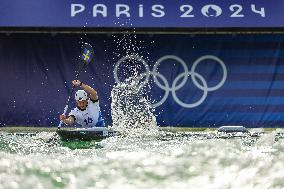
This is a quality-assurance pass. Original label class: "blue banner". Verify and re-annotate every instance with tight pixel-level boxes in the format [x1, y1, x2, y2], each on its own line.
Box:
[0, 0, 283, 28]
[1, 33, 284, 127]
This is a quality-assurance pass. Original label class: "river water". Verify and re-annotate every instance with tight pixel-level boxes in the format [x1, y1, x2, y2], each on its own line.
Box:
[0, 131, 284, 189]
[1, 78, 284, 189]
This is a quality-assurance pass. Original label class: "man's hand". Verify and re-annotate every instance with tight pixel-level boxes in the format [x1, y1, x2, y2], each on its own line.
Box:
[59, 115, 67, 121]
[72, 80, 82, 87]
[59, 115, 75, 125]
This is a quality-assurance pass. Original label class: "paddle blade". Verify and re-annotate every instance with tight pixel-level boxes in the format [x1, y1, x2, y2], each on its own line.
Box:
[80, 43, 94, 65]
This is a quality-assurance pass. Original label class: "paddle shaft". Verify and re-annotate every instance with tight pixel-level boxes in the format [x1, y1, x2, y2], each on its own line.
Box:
[58, 63, 86, 129]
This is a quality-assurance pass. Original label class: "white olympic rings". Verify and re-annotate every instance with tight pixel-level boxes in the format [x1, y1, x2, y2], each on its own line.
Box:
[113, 54, 227, 108]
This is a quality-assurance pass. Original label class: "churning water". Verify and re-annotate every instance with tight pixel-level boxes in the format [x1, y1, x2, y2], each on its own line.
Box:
[1, 130, 284, 189]
[1, 77, 284, 189]
[111, 77, 158, 137]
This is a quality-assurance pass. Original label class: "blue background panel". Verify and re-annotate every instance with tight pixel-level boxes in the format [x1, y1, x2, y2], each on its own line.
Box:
[1, 33, 284, 127]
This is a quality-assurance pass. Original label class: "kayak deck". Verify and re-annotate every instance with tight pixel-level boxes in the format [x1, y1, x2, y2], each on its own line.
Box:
[56, 128, 117, 141]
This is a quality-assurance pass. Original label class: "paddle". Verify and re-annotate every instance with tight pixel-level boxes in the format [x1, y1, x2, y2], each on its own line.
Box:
[58, 43, 94, 129]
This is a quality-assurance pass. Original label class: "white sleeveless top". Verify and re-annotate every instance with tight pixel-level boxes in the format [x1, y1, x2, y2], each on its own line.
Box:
[69, 99, 103, 128]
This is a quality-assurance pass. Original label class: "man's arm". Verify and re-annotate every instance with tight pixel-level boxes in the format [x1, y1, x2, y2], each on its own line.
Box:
[59, 115, 75, 125]
[72, 80, 98, 101]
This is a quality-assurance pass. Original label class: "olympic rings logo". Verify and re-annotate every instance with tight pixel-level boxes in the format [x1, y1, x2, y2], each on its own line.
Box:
[114, 55, 227, 108]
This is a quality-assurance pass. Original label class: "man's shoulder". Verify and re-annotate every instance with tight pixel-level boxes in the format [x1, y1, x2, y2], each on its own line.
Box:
[87, 99, 100, 110]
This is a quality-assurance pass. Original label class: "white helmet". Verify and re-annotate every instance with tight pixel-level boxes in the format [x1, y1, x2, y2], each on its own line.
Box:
[75, 90, 88, 101]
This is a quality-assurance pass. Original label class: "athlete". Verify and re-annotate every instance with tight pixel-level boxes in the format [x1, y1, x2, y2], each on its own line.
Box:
[59, 80, 105, 128]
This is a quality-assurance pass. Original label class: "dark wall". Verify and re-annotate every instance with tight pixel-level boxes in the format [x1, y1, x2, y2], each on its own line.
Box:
[1, 33, 284, 127]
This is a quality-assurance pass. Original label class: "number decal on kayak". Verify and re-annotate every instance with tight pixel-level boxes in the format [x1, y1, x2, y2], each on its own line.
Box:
[103, 131, 108, 136]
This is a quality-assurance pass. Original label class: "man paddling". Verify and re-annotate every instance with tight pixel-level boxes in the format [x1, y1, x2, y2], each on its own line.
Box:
[59, 80, 105, 128]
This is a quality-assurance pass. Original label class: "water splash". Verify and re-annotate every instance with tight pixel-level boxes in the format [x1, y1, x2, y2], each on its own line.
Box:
[111, 77, 158, 137]
[107, 18, 159, 137]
